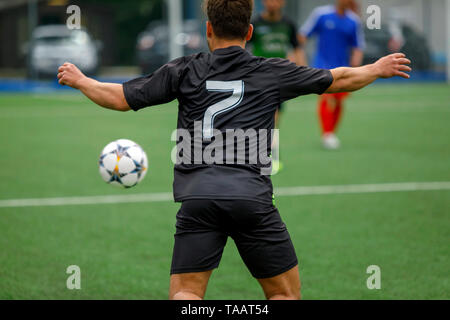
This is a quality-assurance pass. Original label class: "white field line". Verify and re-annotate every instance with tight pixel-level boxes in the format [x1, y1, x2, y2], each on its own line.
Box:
[0, 192, 173, 208]
[275, 181, 450, 196]
[0, 181, 449, 209]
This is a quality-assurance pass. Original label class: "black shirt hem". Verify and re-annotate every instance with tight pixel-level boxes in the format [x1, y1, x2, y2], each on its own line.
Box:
[174, 194, 273, 205]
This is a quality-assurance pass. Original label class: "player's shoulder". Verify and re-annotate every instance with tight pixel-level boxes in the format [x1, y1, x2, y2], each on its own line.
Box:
[179, 51, 210, 65]
[280, 15, 297, 28]
[280, 15, 295, 25]
[259, 57, 297, 70]
[187, 51, 209, 60]
[345, 10, 362, 24]
[310, 4, 336, 19]
[166, 52, 210, 77]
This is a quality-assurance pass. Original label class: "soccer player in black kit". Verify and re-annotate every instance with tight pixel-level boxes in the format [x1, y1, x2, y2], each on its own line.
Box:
[57, 0, 411, 300]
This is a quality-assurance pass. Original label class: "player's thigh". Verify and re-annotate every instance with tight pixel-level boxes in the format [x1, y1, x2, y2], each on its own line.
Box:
[331, 92, 350, 103]
[257, 265, 301, 300]
[171, 200, 228, 275]
[229, 201, 298, 280]
[169, 270, 213, 300]
[320, 93, 336, 107]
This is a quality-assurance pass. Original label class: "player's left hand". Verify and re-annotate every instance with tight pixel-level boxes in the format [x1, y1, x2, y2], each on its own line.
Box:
[57, 62, 86, 89]
[375, 53, 412, 79]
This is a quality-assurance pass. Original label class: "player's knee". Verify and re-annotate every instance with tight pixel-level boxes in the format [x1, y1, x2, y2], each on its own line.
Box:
[267, 284, 301, 300]
[268, 291, 300, 300]
[169, 272, 211, 300]
[170, 289, 203, 300]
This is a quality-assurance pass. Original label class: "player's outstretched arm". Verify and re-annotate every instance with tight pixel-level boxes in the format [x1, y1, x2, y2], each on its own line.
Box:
[325, 53, 411, 93]
[57, 63, 130, 112]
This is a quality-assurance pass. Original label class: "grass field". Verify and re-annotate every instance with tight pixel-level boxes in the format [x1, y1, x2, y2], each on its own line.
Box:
[0, 83, 449, 299]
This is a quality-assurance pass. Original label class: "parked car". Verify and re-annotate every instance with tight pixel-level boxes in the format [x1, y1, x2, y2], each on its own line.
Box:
[136, 20, 208, 75]
[27, 25, 101, 79]
[399, 24, 432, 70]
[363, 23, 431, 70]
[362, 25, 392, 65]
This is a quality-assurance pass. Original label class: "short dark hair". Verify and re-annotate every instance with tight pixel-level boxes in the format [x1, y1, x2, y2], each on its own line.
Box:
[204, 0, 253, 40]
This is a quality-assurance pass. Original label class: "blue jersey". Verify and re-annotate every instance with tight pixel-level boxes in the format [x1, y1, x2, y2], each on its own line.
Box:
[300, 5, 365, 69]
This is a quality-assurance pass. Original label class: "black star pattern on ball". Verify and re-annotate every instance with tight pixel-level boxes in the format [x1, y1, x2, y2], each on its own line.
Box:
[131, 158, 146, 179]
[115, 144, 132, 158]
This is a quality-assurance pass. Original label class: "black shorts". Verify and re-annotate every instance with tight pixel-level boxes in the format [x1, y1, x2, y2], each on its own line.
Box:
[170, 199, 298, 279]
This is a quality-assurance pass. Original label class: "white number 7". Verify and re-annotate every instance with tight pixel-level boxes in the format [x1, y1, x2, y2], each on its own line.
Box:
[203, 80, 245, 140]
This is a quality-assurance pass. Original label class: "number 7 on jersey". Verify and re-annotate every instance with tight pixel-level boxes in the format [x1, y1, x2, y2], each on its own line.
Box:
[203, 80, 245, 140]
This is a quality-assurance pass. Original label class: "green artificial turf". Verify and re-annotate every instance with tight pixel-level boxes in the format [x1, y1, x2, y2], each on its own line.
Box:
[0, 83, 449, 299]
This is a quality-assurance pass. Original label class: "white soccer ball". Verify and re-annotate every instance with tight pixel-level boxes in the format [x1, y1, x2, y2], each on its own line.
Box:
[98, 139, 148, 188]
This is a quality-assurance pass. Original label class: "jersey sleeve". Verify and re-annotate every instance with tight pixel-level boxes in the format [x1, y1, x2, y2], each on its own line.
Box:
[300, 7, 322, 37]
[268, 58, 333, 102]
[349, 15, 366, 50]
[122, 56, 186, 111]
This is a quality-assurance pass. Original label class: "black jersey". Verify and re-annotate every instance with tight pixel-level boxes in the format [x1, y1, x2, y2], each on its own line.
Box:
[123, 46, 332, 204]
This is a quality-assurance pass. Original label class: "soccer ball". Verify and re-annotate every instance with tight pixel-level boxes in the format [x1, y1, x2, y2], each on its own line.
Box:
[99, 139, 148, 188]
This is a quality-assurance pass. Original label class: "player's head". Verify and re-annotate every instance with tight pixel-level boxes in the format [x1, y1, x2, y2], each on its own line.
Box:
[263, 0, 285, 14]
[204, 0, 254, 48]
[336, 0, 354, 10]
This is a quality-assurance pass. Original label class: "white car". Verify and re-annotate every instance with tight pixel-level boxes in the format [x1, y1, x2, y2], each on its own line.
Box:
[28, 25, 100, 79]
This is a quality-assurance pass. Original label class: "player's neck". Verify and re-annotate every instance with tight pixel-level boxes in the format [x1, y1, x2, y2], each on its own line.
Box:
[209, 38, 246, 52]
[336, 5, 347, 16]
[262, 11, 282, 22]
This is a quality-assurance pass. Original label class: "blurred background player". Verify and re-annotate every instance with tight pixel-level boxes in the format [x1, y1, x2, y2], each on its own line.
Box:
[248, 0, 306, 172]
[299, 0, 365, 150]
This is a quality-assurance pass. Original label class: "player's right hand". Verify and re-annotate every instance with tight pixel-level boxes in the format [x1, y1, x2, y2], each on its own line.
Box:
[375, 53, 412, 79]
[57, 62, 86, 89]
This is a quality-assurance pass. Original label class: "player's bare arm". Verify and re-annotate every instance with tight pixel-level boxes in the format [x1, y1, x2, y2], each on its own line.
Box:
[350, 48, 364, 67]
[297, 34, 308, 65]
[326, 53, 411, 93]
[57, 62, 130, 112]
[289, 47, 307, 66]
